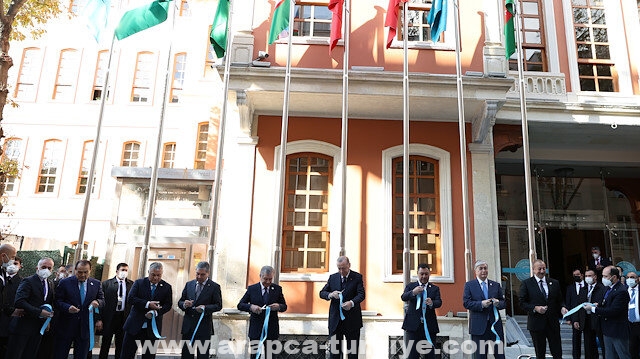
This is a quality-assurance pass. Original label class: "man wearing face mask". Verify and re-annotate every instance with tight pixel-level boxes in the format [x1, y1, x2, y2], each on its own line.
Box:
[0, 244, 17, 287]
[97, 263, 133, 359]
[588, 246, 612, 283]
[626, 271, 640, 359]
[580, 269, 606, 359]
[0, 256, 22, 359]
[584, 266, 631, 359]
[6, 257, 55, 359]
[565, 268, 588, 359]
[53, 265, 68, 287]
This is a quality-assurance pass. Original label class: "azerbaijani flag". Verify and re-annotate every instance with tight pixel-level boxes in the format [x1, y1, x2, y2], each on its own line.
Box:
[426, 0, 447, 43]
[268, 0, 291, 44]
[504, 0, 516, 59]
[329, 0, 343, 52]
[210, 0, 230, 58]
[114, 0, 170, 40]
[384, 0, 406, 49]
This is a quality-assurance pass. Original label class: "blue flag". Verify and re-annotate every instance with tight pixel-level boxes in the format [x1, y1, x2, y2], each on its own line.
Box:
[426, 0, 447, 43]
[83, 0, 111, 42]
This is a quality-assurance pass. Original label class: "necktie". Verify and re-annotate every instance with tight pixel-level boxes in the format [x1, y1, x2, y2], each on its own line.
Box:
[341, 276, 346, 290]
[263, 288, 269, 304]
[79, 281, 86, 304]
[118, 280, 124, 311]
[482, 281, 489, 299]
[151, 283, 157, 298]
[42, 279, 47, 300]
[195, 282, 203, 300]
[596, 258, 600, 266]
[539, 280, 547, 299]
[588, 284, 594, 301]
[630, 289, 637, 322]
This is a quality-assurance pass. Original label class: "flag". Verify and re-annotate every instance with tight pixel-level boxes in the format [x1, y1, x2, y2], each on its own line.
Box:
[329, 0, 343, 52]
[384, 0, 406, 49]
[115, 0, 170, 40]
[83, 0, 111, 42]
[504, 0, 516, 59]
[426, 0, 447, 43]
[268, 0, 291, 44]
[210, 0, 229, 58]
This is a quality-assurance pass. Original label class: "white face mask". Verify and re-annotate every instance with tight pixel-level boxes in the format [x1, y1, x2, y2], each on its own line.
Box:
[593, 253, 600, 259]
[584, 276, 594, 285]
[6, 263, 19, 275]
[117, 270, 128, 280]
[627, 278, 638, 288]
[58, 272, 67, 279]
[37, 268, 52, 279]
[602, 278, 612, 287]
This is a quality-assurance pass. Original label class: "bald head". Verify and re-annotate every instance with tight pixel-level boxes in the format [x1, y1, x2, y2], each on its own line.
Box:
[0, 244, 16, 265]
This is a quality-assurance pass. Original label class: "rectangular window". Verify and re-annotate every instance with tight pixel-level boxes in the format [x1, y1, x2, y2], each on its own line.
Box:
[131, 52, 155, 102]
[92, 50, 110, 101]
[2, 138, 22, 193]
[293, 2, 332, 37]
[572, 0, 616, 91]
[282, 154, 332, 273]
[122, 142, 140, 167]
[179, 0, 190, 16]
[14, 48, 42, 101]
[509, 0, 547, 71]
[391, 156, 440, 275]
[170, 53, 187, 103]
[37, 140, 63, 193]
[162, 143, 176, 168]
[69, 0, 88, 13]
[194, 123, 208, 169]
[53, 49, 81, 101]
[77, 141, 95, 194]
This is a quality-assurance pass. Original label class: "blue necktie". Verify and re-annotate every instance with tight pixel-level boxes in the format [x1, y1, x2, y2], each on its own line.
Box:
[482, 281, 489, 299]
[79, 282, 86, 304]
[630, 288, 637, 322]
[263, 288, 269, 304]
[151, 283, 157, 298]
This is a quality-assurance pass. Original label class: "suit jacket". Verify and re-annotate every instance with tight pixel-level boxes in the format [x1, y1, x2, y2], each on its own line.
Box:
[96, 276, 133, 332]
[320, 270, 366, 336]
[9, 274, 55, 335]
[54, 276, 105, 339]
[122, 278, 173, 336]
[587, 256, 612, 273]
[519, 276, 564, 331]
[565, 281, 587, 328]
[401, 281, 441, 334]
[178, 279, 222, 336]
[594, 281, 630, 338]
[237, 283, 287, 340]
[463, 279, 505, 336]
[0, 274, 22, 337]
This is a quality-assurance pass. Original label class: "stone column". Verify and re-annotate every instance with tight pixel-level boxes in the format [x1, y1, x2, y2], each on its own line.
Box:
[483, 0, 508, 75]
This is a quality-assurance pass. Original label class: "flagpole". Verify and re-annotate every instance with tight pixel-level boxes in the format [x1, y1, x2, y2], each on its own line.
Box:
[207, 0, 234, 276]
[512, 0, 537, 274]
[138, 2, 177, 279]
[338, 0, 350, 257]
[74, 33, 117, 265]
[272, 0, 295, 284]
[401, 0, 411, 288]
[452, 0, 473, 281]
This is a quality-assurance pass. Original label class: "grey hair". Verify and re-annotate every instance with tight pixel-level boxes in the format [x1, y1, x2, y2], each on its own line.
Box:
[148, 262, 163, 272]
[337, 256, 350, 264]
[474, 260, 488, 270]
[38, 257, 54, 267]
[260, 265, 274, 277]
[196, 261, 210, 272]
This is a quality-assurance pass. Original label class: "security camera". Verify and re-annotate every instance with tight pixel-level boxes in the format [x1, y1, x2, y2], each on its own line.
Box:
[252, 51, 271, 67]
[255, 51, 269, 61]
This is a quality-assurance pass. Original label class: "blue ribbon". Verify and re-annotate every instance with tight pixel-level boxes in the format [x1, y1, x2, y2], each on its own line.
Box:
[190, 309, 206, 345]
[490, 305, 501, 343]
[151, 311, 166, 339]
[39, 304, 53, 335]
[562, 302, 596, 320]
[420, 290, 433, 345]
[256, 307, 271, 359]
[88, 306, 100, 351]
[338, 292, 346, 320]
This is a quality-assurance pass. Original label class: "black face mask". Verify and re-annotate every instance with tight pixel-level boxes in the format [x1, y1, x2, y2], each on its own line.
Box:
[574, 276, 582, 282]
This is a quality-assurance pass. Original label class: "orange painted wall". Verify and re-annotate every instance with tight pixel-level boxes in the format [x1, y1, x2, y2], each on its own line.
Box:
[552, 0, 572, 93]
[246, 115, 474, 317]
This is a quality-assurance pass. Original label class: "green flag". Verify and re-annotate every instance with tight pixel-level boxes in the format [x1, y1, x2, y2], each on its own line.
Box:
[504, 0, 516, 59]
[268, 0, 291, 44]
[115, 0, 170, 40]
[210, 0, 229, 58]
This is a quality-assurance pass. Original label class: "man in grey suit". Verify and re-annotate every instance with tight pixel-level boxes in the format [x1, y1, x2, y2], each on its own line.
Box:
[178, 261, 222, 359]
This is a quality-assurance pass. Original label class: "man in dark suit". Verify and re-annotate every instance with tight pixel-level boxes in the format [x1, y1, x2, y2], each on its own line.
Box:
[519, 259, 567, 359]
[402, 263, 441, 359]
[238, 265, 287, 359]
[463, 260, 505, 359]
[53, 259, 105, 359]
[320, 256, 366, 359]
[565, 268, 587, 359]
[627, 271, 640, 359]
[120, 262, 173, 359]
[97, 262, 133, 359]
[6, 257, 55, 359]
[588, 246, 612, 283]
[584, 266, 631, 359]
[580, 269, 606, 359]
[0, 256, 22, 359]
[178, 261, 222, 359]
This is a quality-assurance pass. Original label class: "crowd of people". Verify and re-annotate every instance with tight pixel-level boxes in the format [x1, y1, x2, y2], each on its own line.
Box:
[1, 242, 639, 359]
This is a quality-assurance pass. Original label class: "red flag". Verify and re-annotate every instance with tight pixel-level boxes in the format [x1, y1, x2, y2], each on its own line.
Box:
[329, 0, 343, 52]
[385, 0, 407, 49]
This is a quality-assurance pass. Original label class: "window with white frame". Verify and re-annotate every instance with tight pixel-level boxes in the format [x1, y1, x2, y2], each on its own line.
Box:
[2, 138, 23, 193]
[382, 144, 453, 282]
[14, 48, 43, 101]
[92, 50, 110, 101]
[37, 140, 64, 193]
[77, 140, 95, 194]
[53, 49, 81, 101]
[293, 1, 332, 38]
[194, 123, 208, 169]
[162, 143, 176, 168]
[131, 51, 156, 102]
[170, 53, 187, 103]
[122, 141, 141, 167]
